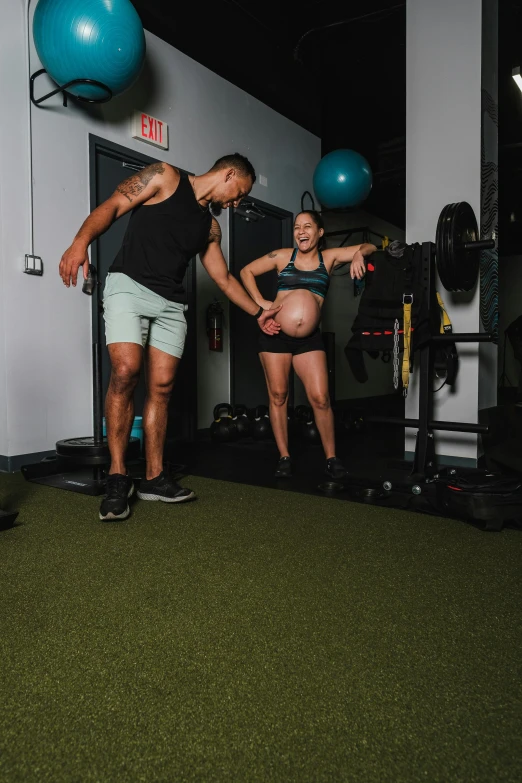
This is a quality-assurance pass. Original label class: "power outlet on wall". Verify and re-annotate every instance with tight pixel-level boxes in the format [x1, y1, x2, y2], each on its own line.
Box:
[259, 175, 268, 186]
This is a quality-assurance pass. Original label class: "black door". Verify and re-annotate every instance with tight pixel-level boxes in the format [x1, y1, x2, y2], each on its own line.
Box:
[90, 137, 197, 442]
[230, 199, 293, 409]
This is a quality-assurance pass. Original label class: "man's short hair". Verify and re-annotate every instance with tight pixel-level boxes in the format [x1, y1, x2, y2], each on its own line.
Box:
[210, 153, 256, 183]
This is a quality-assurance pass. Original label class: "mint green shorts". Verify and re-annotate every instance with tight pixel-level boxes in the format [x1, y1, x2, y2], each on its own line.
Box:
[103, 273, 187, 358]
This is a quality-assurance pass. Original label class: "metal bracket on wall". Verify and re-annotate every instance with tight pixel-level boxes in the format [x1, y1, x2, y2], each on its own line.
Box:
[30, 68, 112, 108]
[25, 254, 43, 276]
[234, 201, 266, 223]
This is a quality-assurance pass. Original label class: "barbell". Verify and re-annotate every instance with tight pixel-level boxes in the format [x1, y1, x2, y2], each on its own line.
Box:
[435, 201, 495, 292]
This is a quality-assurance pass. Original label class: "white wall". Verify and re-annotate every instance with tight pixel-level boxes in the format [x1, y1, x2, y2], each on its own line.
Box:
[321, 210, 405, 401]
[0, 1, 34, 459]
[406, 0, 483, 462]
[0, 2, 320, 459]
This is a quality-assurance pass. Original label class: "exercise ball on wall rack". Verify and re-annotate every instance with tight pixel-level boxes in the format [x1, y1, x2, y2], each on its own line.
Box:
[33, 0, 146, 101]
[313, 149, 373, 209]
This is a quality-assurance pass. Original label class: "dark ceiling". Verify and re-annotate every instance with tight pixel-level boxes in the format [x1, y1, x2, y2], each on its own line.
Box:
[131, 1, 522, 240]
[130, 0, 407, 228]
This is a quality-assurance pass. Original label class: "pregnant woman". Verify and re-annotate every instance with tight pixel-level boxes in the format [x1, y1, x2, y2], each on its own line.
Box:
[240, 210, 377, 480]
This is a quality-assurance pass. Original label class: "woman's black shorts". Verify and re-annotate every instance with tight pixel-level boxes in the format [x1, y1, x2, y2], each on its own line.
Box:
[258, 328, 325, 356]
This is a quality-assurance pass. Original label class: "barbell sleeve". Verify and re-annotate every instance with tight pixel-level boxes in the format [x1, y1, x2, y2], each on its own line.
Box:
[430, 333, 493, 343]
[462, 239, 495, 251]
[365, 415, 489, 434]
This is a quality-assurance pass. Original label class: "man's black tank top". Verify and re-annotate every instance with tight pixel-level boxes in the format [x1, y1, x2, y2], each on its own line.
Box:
[109, 172, 212, 302]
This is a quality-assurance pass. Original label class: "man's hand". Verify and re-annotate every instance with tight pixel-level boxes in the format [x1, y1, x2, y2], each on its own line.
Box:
[60, 241, 90, 287]
[258, 304, 282, 335]
[350, 250, 366, 280]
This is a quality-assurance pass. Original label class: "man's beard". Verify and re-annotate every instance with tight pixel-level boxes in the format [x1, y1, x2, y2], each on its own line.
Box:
[210, 201, 223, 217]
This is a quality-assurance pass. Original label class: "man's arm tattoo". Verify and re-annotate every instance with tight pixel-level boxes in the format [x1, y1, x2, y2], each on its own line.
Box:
[268, 251, 278, 258]
[208, 219, 222, 244]
[116, 162, 165, 203]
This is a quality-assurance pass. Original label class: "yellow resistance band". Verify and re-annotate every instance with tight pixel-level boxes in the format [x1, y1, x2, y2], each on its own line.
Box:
[402, 295, 413, 392]
[436, 292, 452, 334]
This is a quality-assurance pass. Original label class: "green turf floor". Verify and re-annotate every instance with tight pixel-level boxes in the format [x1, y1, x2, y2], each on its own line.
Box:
[0, 472, 521, 782]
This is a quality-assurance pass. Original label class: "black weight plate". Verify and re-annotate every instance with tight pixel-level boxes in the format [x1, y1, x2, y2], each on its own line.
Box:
[56, 436, 140, 465]
[435, 203, 455, 291]
[443, 203, 456, 289]
[436, 203, 452, 290]
[435, 201, 480, 292]
[56, 437, 109, 458]
[454, 201, 479, 291]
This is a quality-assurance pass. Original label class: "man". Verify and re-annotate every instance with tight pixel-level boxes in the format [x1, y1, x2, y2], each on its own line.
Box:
[59, 153, 280, 521]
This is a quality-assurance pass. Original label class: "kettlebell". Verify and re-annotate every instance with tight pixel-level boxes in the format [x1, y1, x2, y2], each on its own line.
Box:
[353, 414, 365, 433]
[300, 406, 321, 445]
[210, 403, 238, 443]
[294, 405, 310, 439]
[252, 404, 271, 440]
[336, 410, 353, 439]
[232, 404, 252, 438]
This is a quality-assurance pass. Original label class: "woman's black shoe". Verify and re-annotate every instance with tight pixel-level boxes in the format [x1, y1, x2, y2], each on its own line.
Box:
[325, 457, 348, 481]
[275, 456, 293, 478]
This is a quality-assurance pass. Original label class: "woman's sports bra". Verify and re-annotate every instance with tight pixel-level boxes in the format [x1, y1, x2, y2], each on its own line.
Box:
[277, 248, 330, 298]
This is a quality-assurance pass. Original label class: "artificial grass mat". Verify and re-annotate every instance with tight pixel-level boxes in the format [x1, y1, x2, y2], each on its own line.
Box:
[0, 472, 521, 782]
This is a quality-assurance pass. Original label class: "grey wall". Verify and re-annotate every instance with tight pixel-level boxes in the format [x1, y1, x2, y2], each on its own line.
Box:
[0, 2, 320, 461]
[320, 210, 405, 401]
[498, 255, 522, 391]
[478, 0, 499, 415]
[406, 0, 484, 463]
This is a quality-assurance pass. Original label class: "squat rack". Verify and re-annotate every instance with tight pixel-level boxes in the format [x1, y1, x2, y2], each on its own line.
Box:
[336, 201, 496, 494]
[366, 240, 493, 489]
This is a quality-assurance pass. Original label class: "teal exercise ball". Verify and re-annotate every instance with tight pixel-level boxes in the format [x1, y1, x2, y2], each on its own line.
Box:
[33, 0, 146, 101]
[313, 149, 373, 209]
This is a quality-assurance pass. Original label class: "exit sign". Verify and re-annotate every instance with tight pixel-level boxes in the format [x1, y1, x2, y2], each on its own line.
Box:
[131, 111, 169, 150]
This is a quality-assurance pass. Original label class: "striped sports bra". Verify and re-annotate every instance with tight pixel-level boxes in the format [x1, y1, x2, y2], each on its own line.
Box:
[277, 248, 330, 299]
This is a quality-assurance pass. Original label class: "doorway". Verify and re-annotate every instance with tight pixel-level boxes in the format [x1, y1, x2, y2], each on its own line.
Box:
[88, 135, 198, 443]
[229, 197, 293, 409]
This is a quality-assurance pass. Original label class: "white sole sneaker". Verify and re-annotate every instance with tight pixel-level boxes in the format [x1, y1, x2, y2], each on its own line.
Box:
[99, 484, 135, 521]
[137, 489, 196, 503]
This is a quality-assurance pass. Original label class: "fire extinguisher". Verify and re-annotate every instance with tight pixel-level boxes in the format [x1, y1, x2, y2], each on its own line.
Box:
[207, 299, 224, 352]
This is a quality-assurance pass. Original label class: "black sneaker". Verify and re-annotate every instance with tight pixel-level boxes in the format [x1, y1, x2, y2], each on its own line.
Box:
[99, 474, 135, 521]
[275, 456, 293, 478]
[137, 471, 195, 503]
[325, 457, 348, 481]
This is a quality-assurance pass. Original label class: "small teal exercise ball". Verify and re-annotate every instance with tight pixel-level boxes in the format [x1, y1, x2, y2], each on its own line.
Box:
[313, 149, 373, 209]
[33, 0, 146, 101]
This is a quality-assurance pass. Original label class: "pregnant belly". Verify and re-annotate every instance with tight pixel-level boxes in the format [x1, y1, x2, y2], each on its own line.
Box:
[276, 289, 321, 338]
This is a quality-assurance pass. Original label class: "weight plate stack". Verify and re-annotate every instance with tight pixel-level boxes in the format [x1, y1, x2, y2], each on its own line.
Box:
[55, 436, 141, 466]
[435, 202, 454, 291]
[435, 201, 481, 293]
[453, 201, 479, 291]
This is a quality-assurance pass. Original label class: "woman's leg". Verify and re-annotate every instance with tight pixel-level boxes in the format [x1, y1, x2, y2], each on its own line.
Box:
[292, 350, 336, 459]
[259, 351, 293, 458]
